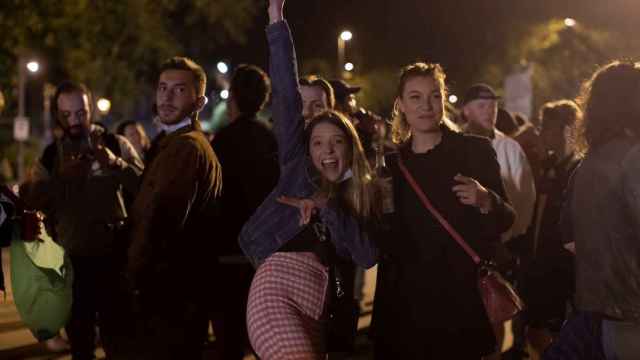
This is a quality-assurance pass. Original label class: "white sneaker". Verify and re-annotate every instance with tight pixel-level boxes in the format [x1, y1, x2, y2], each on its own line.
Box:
[44, 335, 70, 352]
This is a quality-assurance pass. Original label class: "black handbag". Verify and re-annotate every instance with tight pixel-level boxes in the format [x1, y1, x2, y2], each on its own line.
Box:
[326, 261, 359, 353]
[312, 220, 359, 353]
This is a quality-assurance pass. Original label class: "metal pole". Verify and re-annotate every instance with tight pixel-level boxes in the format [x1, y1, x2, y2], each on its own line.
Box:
[337, 37, 345, 79]
[43, 83, 55, 145]
[17, 55, 25, 182]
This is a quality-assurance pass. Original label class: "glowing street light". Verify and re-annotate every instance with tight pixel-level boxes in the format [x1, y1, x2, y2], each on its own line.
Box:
[220, 89, 229, 100]
[448, 95, 458, 104]
[564, 18, 577, 27]
[338, 30, 353, 78]
[96, 98, 111, 114]
[26, 61, 40, 73]
[340, 30, 353, 42]
[344, 62, 355, 72]
[217, 62, 229, 74]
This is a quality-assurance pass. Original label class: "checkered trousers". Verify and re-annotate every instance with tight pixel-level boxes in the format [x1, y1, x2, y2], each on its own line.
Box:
[247, 252, 329, 360]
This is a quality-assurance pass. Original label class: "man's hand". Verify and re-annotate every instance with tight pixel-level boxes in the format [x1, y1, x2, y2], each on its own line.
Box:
[90, 131, 123, 169]
[268, 0, 285, 24]
[94, 144, 120, 169]
[452, 174, 492, 212]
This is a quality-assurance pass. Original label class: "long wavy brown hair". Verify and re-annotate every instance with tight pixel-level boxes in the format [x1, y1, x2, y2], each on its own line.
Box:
[305, 110, 378, 220]
[576, 60, 640, 153]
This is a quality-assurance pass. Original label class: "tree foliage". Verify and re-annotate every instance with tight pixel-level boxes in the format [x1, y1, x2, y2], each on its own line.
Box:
[0, 0, 258, 117]
[479, 19, 623, 118]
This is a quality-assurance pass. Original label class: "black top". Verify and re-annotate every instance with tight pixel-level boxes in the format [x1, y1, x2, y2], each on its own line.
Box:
[537, 153, 580, 258]
[278, 217, 330, 262]
[211, 115, 280, 256]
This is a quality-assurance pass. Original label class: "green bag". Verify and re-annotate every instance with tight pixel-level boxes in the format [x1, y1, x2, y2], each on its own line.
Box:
[10, 224, 73, 341]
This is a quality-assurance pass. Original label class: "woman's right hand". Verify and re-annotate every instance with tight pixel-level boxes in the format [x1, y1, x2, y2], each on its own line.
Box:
[268, 0, 285, 24]
[277, 195, 318, 226]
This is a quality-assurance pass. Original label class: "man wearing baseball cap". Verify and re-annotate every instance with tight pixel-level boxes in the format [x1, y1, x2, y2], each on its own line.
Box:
[462, 83, 536, 358]
[462, 83, 536, 244]
[329, 79, 382, 158]
[329, 79, 361, 116]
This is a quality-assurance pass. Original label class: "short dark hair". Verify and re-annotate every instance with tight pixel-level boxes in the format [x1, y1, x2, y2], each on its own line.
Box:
[540, 100, 581, 129]
[50, 81, 93, 125]
[496, 108, 519, 136]
[230, 64, 271, 115]
[299, 75, 335, 109]
[158, 56, 207, 97]
[116, 120, 137, 136]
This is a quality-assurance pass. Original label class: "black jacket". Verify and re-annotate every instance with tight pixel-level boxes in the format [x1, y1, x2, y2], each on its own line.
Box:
[372, 126, 515, 358]
[211, 115, 279, 257]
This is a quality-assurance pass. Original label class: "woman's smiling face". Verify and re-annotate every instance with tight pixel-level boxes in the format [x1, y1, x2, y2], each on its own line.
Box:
[309, 122, 351, 183]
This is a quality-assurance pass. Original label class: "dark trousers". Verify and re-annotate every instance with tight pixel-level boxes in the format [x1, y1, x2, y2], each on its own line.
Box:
[210, 263, 254, 360]
[66, 256, 133, 360]
[133, 288, 208, 360]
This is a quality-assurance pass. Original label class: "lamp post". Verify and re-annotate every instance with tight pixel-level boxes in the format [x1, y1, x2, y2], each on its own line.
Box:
[337, 30, 353, 78]
[16, 55, 40, 181]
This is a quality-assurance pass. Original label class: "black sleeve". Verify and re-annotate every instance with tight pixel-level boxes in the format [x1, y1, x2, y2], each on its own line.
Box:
[465, 136, 516, 236]
[40, 142, 58, 175]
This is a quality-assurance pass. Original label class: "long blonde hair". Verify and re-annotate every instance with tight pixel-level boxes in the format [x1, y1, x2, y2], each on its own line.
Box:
[305, 110, 377, 220]
[391, 62, 456, 144]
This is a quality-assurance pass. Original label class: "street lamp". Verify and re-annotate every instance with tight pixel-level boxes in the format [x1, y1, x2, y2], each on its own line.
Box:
[337, 30, 353, 78]
[26, 61, 40, 73]
[220, 89, 229, 100]
[96, 98, 112, 114]
[564, 18, 577, 27]
[344, 62, 355, 72]
[217, 61, 229, 74]
[340, 31, 353, 42]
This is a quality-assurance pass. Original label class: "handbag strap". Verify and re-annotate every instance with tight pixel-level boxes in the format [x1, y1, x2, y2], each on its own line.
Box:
[397, 156, 482, 265]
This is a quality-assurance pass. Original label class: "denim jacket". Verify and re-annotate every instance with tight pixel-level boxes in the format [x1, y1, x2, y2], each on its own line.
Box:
[238, 21, 377, 269]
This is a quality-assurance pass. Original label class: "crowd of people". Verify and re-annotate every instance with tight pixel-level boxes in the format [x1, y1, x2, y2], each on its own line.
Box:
[1, 0, 639, 359]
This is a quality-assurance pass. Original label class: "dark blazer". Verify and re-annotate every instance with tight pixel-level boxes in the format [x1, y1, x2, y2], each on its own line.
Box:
[211, 115, 279, 257]
[127, 123, 222, 298]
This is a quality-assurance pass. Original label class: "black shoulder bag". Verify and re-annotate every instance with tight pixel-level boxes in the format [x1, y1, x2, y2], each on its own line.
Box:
[312, 220, 359, 354]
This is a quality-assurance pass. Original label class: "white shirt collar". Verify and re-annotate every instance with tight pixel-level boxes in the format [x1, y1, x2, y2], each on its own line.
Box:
[156, 117, 192, 134]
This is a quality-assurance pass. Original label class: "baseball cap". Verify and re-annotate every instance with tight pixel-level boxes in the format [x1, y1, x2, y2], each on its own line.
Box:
[329, 79, 361, 103]
[462, 83, 500, 105]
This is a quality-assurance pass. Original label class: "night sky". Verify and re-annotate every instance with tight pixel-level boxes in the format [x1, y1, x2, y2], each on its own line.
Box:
[216, 0, 640, 92]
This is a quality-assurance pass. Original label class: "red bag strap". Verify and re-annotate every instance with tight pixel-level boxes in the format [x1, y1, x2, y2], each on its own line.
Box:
[397, 157, 482, 265]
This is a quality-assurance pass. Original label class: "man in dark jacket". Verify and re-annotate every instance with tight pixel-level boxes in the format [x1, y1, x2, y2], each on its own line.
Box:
[210, 64, 279, 359]
[21, 81, 144, 360]
[127, 56, 222, 360]
[524, 100, 581, 353]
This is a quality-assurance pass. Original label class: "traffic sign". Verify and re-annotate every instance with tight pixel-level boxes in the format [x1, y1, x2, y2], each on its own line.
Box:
[14, 116, 30, 141]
